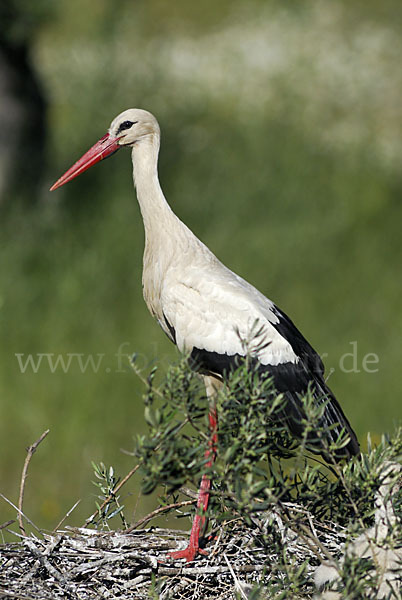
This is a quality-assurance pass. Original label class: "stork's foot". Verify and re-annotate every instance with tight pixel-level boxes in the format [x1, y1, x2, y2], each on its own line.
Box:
[169, 543, 208, 563]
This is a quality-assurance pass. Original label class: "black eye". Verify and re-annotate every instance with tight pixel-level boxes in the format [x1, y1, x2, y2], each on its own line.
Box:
[117, 120, 137, 134]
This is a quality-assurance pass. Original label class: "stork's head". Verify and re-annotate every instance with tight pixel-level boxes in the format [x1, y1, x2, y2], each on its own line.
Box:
[50, 108, 160, 191]
[109, 109, 160, 146]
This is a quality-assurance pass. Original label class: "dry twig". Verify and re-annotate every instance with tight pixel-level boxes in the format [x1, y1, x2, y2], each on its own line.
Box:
[52, 500, 81, 533]
[18, 430, 50, 536]
[0, 494, 41, 535]
[0, 520, 15, 531]
[124, 499, 195, 533]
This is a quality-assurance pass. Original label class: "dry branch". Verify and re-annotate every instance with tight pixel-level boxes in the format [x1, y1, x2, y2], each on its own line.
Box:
[18, 430, 50, 536]
[124, 499, 195, 533]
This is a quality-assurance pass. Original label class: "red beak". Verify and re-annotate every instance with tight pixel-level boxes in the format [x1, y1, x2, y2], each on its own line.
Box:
[50, 133, 121, 191]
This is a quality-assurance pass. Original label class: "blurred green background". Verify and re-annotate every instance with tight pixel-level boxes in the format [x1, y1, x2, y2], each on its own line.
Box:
[1, 0, 401, 534]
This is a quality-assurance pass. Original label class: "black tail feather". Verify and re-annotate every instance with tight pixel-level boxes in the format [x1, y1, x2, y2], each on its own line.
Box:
[272, 374, 360, 461]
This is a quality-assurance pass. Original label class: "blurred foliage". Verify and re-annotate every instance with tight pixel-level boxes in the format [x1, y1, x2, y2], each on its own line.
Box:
[0, 0, 50, 203]
[0, 0, 401, 534]
[0, 0, 53, 46]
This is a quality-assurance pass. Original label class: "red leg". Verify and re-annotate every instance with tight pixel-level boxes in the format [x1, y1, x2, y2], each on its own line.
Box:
[169, 404, 218, 562]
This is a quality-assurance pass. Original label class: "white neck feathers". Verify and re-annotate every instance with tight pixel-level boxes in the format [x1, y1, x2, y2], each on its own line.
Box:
[131, 134, 175, 233]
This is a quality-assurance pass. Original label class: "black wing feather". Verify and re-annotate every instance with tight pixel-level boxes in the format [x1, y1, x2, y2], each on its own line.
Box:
[270, 306, 359, 458]
[190, 305, 360, 461]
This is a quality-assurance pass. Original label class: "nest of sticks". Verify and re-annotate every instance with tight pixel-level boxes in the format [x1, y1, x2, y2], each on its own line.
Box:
[0, 501, 347, 600]
[1, 431, 400, 598]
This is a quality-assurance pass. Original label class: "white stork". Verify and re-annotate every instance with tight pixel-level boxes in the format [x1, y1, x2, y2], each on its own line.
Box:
[50, 108, 360, 562]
